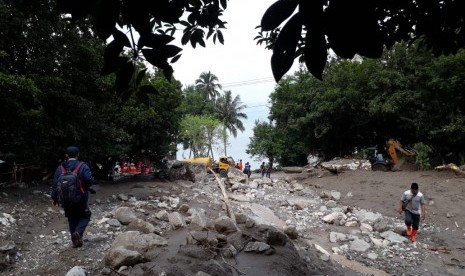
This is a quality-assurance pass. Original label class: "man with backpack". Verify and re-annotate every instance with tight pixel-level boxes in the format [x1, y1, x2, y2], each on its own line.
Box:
[398, 182, 427, 242]
[51, 146, 95, 248]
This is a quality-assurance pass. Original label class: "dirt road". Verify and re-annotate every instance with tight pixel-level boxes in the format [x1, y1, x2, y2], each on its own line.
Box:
[1, 166, 464, 275]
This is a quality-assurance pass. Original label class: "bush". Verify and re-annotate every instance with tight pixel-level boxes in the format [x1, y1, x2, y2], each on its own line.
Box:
[413, 143, 433, 170]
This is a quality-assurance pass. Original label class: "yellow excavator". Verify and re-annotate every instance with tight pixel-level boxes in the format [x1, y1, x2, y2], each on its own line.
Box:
[370, 139, 416, 171]
[386, 139, 416, 170]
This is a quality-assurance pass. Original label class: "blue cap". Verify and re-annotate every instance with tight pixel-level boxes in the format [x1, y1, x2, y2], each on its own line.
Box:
[65, 146, 80, 156]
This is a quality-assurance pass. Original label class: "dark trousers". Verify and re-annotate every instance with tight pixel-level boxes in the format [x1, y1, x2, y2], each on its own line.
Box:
[404, 210, 420, 230]
[65, 205, 91, 236]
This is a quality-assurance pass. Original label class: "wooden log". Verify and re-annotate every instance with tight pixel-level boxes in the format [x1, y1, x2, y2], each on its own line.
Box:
[281, 166, 304, 174]
[208, 168, 236, 224]
[435, 163, 465, 177]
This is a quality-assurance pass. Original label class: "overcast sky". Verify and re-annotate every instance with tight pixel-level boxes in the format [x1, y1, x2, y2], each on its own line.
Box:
[173, 0, 301, 166]
[171, 0, 299, 105]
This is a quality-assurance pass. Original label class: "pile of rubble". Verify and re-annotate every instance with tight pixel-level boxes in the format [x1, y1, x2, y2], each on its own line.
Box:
[0, 165, 449, 275]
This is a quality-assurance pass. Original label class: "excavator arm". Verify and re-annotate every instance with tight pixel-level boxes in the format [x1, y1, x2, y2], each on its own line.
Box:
[387, 139, 416, 169]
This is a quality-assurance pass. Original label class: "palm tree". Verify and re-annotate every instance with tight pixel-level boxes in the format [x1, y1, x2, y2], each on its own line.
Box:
[195, 71, 222, 101]
[215, 90, 248, 155]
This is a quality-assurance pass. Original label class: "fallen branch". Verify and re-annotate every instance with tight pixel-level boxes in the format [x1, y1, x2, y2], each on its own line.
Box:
[435, 163, 465, 177]
[208, 168, 236, 224]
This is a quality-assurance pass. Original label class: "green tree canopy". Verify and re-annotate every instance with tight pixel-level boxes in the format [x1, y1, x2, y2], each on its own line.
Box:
[249, 43, 465, 166]
[257, 0, 465, 81]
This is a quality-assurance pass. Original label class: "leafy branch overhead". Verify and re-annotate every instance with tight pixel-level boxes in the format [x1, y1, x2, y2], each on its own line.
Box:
[56, 0, 228, 97]
[257, 0, 465, 81]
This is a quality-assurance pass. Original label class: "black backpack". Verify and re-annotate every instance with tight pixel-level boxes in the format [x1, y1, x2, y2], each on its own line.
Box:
[56, 162, 83, 205]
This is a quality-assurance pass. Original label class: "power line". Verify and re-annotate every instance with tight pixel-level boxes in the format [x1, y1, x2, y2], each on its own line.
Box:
[244, 104, 269, 109]
[222, 77, 275, 88]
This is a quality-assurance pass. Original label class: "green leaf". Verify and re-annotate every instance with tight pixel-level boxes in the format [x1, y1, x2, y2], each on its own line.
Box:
[181, 30, 192, 45]
[179, 20, 191, 27]
[135, 69, 147, 87]
[114, 61, 134, 96]
[304, 30, 327, 80]
[113, 29, 131, 47]
[101, 39, 126, 76]
[142, 48, 170, 68]
[138, 33, 175, 48]
[136, 89, 150, 106]
[271, 13, 302, 81]
[220, 0, 227, 10]
[93, 0, 121, 40]
[139, 85, 159, 95]
[261, 0, 298, 31]
[162, 45, 183, 58]
[163, 66, 174, 81]
[217, 30, 224, 44]
[171, 54, 182, 63]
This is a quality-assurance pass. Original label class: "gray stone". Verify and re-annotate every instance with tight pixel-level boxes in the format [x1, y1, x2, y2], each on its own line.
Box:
[65, 266, 87, 276]
[117, 194, 128, 201]
[107, 219, 121, 227]
[127, 219, 156, 234]
[168, 212, 186, 229]
[155, 210, 169, 221]
[190, 209, 208, 229]
[329, 232, 347, 243]
[349, 238, 371, 252]
[114, 207, 137, 225]
[104, 247, 142, 269]
[380, 230, 408, 243]
[283, 225, 299, 239]
[244, 241, 271, 252]
[214, 216, 238, 234]
[234, 212, 248, 224]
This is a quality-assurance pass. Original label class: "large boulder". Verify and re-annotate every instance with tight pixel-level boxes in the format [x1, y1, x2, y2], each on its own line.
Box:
[113, 207, 138, 225]
[169, 161, 207, 182]
[104, 231, 168, 268]
[227, 167, 247, 183]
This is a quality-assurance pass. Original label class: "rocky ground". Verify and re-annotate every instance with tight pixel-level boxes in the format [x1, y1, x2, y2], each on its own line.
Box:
[1, 160, 465, 276]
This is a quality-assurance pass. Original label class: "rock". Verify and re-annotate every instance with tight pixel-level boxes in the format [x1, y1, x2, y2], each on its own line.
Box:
[367, 253, 378, 260]
[244, 241, 271, 253]
[104, 231, 167, 268]
[283, 225, 299, 239]
[254, 224, 289, 246]
[349, 238, 371, 252]
[322, 212, 347, 224]
[179, 245, 216, 260]
[372, 220, 390, 232]
[65, 266, 87, 276]
[104, 246, 143, 269]
[234, 211, 248, 224]
[344, 221, 358, 227]
[191, 259, 232, 276]
[228, 167, 247, 183]
[281, 167, 304, 173]
[360, 223, 373, 232]
[190, 209, 209, 229]
[114, 207, 137, 225]
[195, 272, 213, 276]
[286, 197, 319, 209]
[221, 244, 237, 258]
[353, 209, 383, 224]
[329, 232, 347, 243]
[195, 271, 212, 276]
[155, 210, 169, 221]
[179, 204, 190, 213]
[168, 212, 186, 229]
[214, 216, 237, 234]
[314, 243, 331, 260]
[127, 219, 156, 234]
[117, 194, 129, 201]
[107, 219, 121, 227]
[380, 230, 408, 243]
[325, 200, 337, 208]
